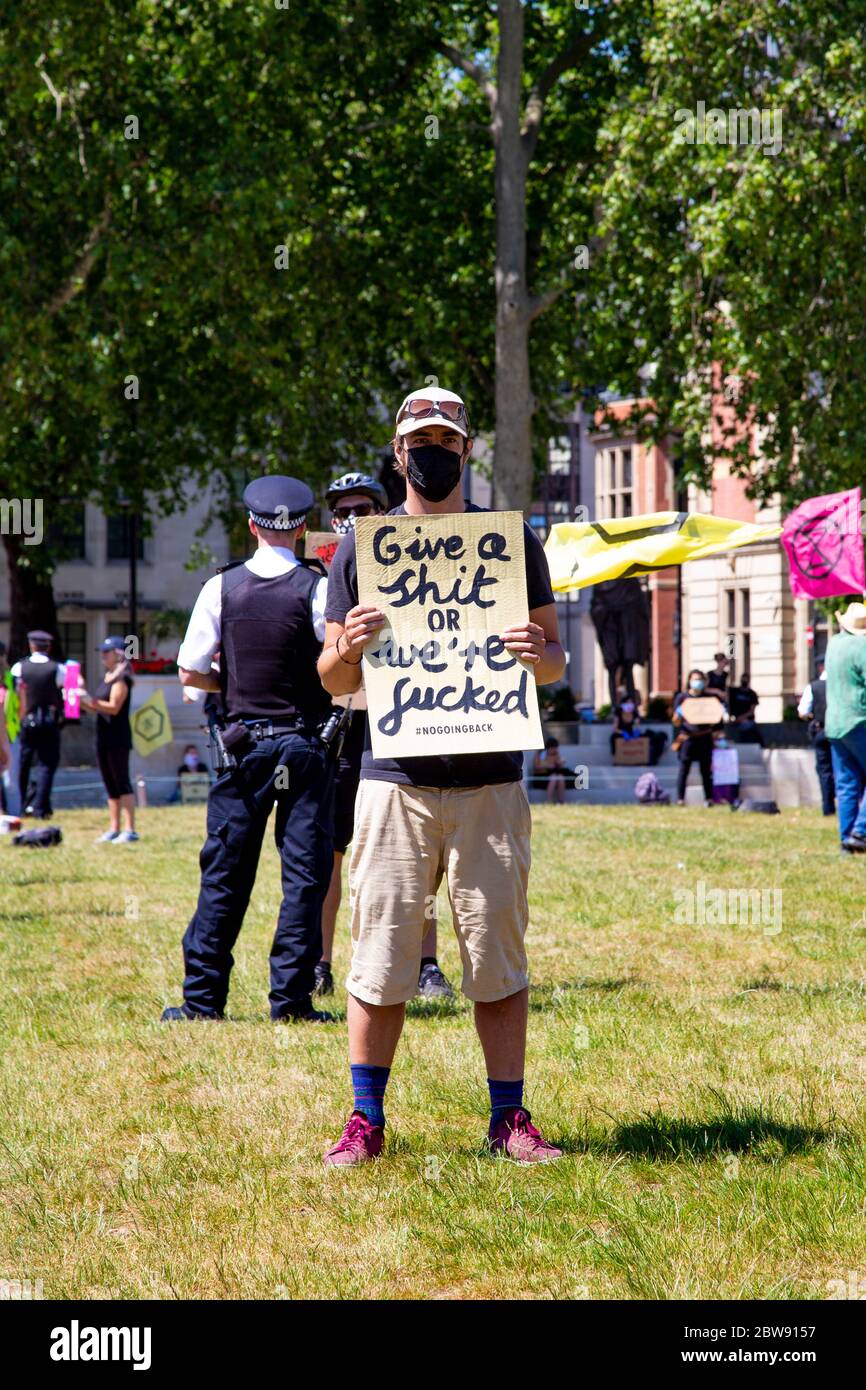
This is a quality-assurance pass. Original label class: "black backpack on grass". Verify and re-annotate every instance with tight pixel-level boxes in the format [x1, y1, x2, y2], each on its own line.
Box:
[12, 825, 63, 847]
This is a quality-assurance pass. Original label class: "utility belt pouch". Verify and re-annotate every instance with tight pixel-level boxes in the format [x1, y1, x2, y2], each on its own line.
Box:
[221, 721, 255, 762]
[317, 705, 352, 760]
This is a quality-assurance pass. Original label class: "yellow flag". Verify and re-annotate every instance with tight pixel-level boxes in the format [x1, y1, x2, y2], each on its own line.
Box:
[130, 687, 174, 757]
[544, 511, 782, 593]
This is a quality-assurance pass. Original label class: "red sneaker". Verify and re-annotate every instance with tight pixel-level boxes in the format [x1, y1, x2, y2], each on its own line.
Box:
[488, 1108, 563, 1164]
[323, 1110, 384, 1167]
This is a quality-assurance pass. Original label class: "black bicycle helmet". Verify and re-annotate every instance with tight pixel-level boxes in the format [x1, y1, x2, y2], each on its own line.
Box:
[325, 472, 389, 511]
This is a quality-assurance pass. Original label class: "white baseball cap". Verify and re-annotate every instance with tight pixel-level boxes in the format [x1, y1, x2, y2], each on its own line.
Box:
[395, 387, 470, 439]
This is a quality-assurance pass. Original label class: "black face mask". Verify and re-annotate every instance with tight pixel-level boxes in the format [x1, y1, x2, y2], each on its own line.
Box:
[406, 444, 463, 502]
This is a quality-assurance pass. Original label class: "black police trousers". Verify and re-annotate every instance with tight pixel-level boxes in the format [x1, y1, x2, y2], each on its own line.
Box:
[181, 732, 334, 1019]
[19, 722, 61, 818]
[812, 729, 836, 816]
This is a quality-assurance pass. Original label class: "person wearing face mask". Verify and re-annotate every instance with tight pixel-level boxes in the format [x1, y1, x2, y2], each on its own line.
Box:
[610, 699, 667, 765]
[610, 697, 640, 752]
[319, 386, 567, 1167]
[178, 744, 208, 776]
[672, 669, 725, 805]
[315, 474, 455, 1002]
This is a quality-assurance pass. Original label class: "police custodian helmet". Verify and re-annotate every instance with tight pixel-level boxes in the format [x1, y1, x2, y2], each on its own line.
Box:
[243, 475, 315, 531]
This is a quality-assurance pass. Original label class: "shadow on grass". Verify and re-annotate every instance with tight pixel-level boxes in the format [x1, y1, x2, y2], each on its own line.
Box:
[559, 1104, 845, 1161]
[405, 995, 467, 1022]
[529, 977, 646, 1012]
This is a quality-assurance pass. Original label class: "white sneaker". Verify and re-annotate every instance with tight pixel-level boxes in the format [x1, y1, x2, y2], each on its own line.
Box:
[96, 830, 119, 842]
[112, 830, 140, 844]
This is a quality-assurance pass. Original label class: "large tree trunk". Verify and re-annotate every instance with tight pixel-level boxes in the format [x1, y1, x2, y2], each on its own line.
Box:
[2, 532, 61, 662]
[493, 0, 534, 514]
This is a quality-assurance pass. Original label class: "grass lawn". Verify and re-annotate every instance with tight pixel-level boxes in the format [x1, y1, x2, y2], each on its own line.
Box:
[1, 801, 865, 1301]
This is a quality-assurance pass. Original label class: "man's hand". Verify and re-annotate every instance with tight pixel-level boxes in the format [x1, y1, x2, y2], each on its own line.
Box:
[341, 605, 386, 661]
[502, 621, 547, 665]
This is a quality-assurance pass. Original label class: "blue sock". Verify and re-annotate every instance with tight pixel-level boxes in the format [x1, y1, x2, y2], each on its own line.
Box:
[488, 1077, 524, 1129]
[351, 1064, 390, 1128]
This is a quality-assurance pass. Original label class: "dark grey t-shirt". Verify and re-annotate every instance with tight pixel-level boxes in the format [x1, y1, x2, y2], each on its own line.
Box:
[324, 502, 555, 787]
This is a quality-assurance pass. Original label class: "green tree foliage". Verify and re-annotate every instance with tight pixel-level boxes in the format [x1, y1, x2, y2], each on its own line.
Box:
[591, 0, 866, 502]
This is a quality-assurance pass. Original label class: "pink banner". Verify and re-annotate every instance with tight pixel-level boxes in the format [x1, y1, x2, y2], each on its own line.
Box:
[781, 487, 865, 600]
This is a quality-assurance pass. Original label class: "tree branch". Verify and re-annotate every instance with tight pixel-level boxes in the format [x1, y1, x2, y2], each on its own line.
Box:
[36, 53, 64, 122]
[451, 331, 495, 399]
[530, 205, 615, 323]
[46, 200, 112, 318]
[522, 30, 595, 159]
[528, 281, 567, 322]
[433, 39, 497, 111]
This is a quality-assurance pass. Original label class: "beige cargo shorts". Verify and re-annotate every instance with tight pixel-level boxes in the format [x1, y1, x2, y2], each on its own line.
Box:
[345, 779, 532, 1006]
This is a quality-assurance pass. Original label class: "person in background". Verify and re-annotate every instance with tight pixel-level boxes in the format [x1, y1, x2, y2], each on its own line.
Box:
[610, 697, 667, 765]
[167, 743, 210, 803]
[163, 474, 337, 1025]
[672, 669, 725, 806]
[178, 744, 208, 777]
[729, 672, 759, 722]
[706, 652, 730, 696]
[12, 630, 66, 819]
[798, 659, 835, 817]
[532, 737, 567, 804]
[824, 602, 866, 853]
[0, 640, 10, 812]
[79, 637, 138, 843]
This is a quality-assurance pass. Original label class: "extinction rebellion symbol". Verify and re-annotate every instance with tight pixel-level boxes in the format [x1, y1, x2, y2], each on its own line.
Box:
[792, 512, 844, 579]
[133, 706, 165, 744]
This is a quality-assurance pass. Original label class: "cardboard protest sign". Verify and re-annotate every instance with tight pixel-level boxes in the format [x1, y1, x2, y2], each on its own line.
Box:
[355, 511, 545, 759]
[679, 696, 725, 727]
[303, 530, 367, 711]
[303, 531, 341, 571]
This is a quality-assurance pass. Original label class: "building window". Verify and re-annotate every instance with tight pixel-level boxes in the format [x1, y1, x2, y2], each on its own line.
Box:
[47, 502, 87, 560]
[533, 428, 580, 543]
[724, 587, 752, 682]
[106, 513, 145, 561]
[596, 446, 633, 518]
[59, 622, 87, 669]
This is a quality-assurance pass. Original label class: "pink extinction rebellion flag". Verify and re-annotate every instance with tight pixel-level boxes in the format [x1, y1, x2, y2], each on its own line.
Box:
[781, 487, 866, 600]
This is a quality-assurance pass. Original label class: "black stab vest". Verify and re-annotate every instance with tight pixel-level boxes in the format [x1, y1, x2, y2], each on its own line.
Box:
[20, 658, 63, 714]
[218, 561, 332, 724]
[810, 678, 827, 729]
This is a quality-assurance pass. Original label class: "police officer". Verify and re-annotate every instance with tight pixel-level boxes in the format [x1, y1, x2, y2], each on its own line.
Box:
[798, 659, 835, 816]
[12, 630, 66, 819]
[162, 476, 337, 1024]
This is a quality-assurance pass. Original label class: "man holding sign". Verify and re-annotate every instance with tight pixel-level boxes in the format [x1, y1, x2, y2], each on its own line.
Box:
[319, 387, 566, 1166]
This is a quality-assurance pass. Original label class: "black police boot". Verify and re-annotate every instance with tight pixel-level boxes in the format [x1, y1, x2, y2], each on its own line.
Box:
[313, 961, 334, 996]
[274, 997, 335, 1024]
[160, 1004, 223, 1022]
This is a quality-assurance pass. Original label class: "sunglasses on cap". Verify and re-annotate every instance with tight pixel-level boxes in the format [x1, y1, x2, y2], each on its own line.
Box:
[333, 502, 377, 519]
[396, 397, 469, 427]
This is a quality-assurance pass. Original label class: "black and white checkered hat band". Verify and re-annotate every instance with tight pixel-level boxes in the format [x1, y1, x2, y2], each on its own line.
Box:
[248, 509, 308, 531]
